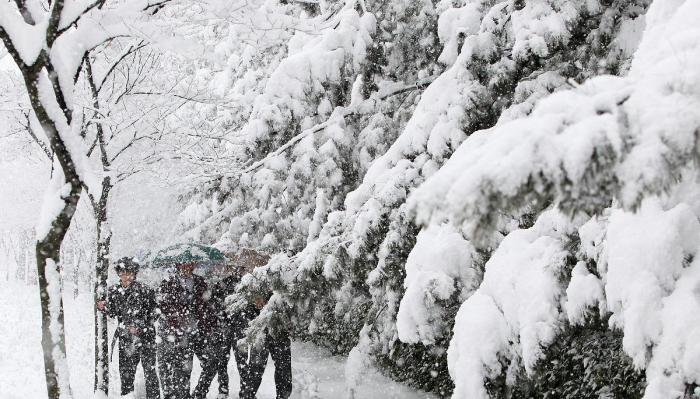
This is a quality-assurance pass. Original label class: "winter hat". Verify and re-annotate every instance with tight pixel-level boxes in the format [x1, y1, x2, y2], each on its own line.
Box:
[114, 257, 140, 274]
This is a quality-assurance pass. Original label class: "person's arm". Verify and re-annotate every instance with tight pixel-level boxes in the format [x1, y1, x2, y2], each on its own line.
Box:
[97, 286, 118, 318]
[134, 285, 157, 335]
[156, 280, 172, 317]
[197, 277, 217, 331]
[157, 279, 181, 328]
[147, 286, 158, 324]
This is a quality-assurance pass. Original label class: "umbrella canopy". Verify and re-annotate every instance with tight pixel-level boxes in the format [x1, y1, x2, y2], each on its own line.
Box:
[149, 243, 226, 268]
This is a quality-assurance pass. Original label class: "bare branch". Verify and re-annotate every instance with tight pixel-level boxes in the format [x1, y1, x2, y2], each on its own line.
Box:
[109, 134, 157, 163]
[22, 111, 53, 159]
[12, 0, 36, 25]
[0, 26, 29, 71]
[145, 0, 174, 15]
[46, 0, 66, 48]
[97, 41, 147, 92]
[129, 91, 216, 104]
[55, 0, 103, 37]
[85, 56, 110, 168]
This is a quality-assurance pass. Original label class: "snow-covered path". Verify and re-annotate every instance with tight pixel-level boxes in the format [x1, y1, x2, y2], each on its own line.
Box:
[0, 281, 436, 399]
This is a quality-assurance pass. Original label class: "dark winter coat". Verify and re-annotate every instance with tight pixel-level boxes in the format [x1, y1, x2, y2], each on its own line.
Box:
[235, 303, 262, 340]
[209, 275, 259, 339]
[209, 275, 239, 326]
[157, 274, 215, 336]
[105, 281, 158, 341]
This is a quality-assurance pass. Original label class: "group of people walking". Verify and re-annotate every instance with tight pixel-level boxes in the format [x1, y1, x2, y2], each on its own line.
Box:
[97, 252, 292, 399]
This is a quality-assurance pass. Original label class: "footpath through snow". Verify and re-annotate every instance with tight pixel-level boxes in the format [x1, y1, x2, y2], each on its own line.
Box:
[0, 280, 435, 399]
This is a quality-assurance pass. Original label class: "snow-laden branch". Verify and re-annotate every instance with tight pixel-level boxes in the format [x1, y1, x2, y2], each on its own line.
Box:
[407, 1, 700, 397]
[0, 2, 47, 66]
[187, 74, 437, 238]
[242, 74, 437, 174]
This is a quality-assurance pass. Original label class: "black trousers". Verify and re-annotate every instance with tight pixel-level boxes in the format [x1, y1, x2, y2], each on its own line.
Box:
[236, 334, 292, 399]
[158, 331, 209, 399]
[192, 327, 232, 399]
[119, 334, 160, 399]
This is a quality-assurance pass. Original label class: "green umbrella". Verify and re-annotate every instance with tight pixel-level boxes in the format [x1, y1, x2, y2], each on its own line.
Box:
[149, 243, 226, 268]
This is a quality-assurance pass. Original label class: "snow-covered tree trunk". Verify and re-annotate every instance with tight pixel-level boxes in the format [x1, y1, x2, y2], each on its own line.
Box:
[25, 246, 31, 285]
[90, 177, 111, 395]
[83, 56, 112, 394]
[1, 5, 83, 394]
[35, 166, 80, 399]
[1, 33, 78, 399]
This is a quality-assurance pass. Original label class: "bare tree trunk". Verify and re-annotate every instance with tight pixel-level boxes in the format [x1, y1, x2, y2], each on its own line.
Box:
[93, 177, 112, 395]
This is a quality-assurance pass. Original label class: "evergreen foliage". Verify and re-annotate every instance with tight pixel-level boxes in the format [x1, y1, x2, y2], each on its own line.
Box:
[172, 0, 700, 397]
[524, 320, 646, 399]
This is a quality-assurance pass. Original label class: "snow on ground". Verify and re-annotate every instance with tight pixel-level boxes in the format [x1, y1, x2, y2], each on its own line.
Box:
[0, 280, 436, 399]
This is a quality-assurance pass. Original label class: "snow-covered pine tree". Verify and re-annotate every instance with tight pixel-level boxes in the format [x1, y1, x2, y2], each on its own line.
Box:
[172, 0, 302, 242]
[222, 0, 652, 396]
[177, 1, 376, 250]
[409, 0, 700, 397]
[178, 0, 441, 256]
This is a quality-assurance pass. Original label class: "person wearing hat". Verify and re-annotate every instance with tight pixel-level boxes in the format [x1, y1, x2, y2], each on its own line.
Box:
[234, 293, 293, 399]
[227, 249, 292, 399]
[157, 260, 215, 399]
[97, 257, 160, 399]
[191, 248, 293, 399]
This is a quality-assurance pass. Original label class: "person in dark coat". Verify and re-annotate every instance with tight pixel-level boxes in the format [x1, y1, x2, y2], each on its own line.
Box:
[231, 249, 293, 399]
[191, 263, 242, 399]
[235, 297, 293, 399]
[157, 261, 215, 399]
[97, 257, 160, 399]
